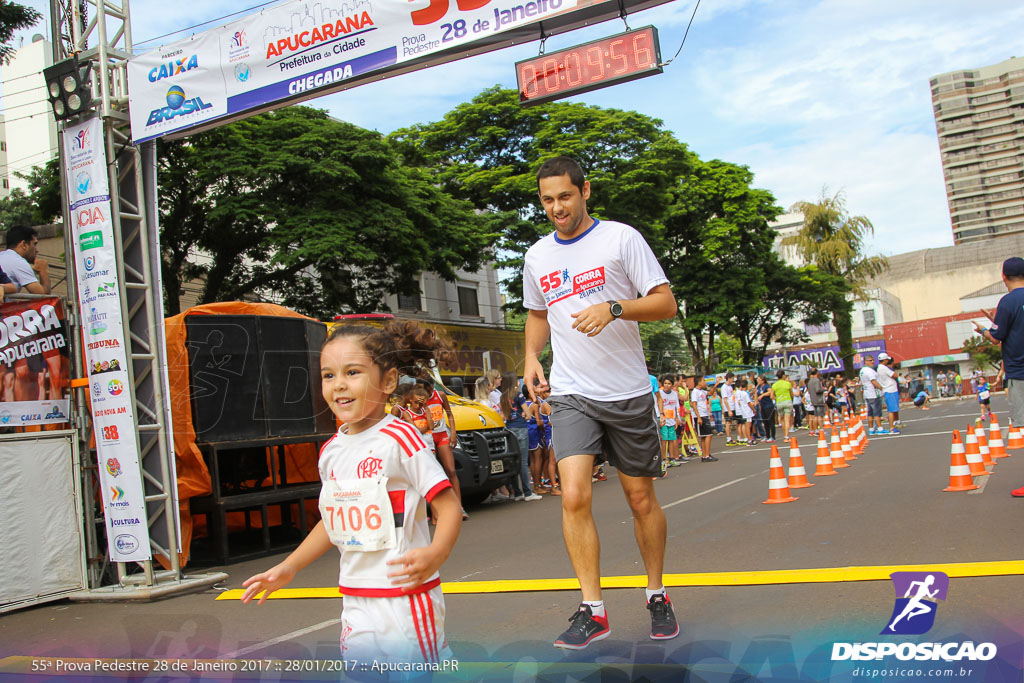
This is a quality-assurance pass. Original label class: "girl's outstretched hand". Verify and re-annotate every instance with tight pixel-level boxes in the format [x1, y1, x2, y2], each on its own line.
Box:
[241, 562, 297, 606]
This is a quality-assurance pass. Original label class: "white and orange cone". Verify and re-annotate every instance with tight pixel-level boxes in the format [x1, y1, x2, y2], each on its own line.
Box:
[814, 431, 837, 476]
[960, 429, 990, 477]
[787, 437, 814, 489]
[829, 428, 849, 469]
[764, 445, 799, 504]
[944, 430, 980, 492]
[989, 416, 1010, 459]
[975, 422, 994, 466]
[848, 417, 864, 455]
[840, 424, 857, 462]
[1007, 418, 1024, 449]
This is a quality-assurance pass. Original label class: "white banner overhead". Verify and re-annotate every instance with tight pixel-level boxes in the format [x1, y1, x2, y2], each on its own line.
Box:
[126, 0, 672, 142]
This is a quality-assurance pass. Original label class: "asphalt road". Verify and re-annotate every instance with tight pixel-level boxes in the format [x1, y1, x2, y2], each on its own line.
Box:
[3, 396, 1023, 682]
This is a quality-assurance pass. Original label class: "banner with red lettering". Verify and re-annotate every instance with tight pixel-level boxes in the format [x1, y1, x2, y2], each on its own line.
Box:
[0, 297, 71, 426]
[126, 0, 672, 142]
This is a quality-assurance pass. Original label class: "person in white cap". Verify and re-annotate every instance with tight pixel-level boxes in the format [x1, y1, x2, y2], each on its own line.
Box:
[876, 353, 901, 434]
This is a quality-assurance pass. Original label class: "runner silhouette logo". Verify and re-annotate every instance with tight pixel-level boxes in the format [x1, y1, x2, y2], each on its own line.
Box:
[881, 571, 949, 635]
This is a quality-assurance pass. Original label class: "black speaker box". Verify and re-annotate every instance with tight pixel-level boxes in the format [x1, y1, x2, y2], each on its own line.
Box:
[185, 315, 335, 443]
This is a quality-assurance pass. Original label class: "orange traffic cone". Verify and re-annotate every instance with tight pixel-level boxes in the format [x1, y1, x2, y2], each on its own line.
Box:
[943, 430, 979, 492]
[830, 428, 849, 469]
[975, 423, 994, 466]
[814, 431, 837, 476]
[989, 416, 1010, 459]
[823, 412, 832, 431]
[787, 437, 814, 488]
[764, 445, 799, 504]
[1007, 418, 1024, 450]
[840, 424, 857, 462]
[850, 417, 866, 455]
[960, 429, 990, 477]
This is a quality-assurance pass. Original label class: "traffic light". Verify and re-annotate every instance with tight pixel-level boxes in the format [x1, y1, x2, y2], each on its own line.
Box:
[43, 55, 94, 121]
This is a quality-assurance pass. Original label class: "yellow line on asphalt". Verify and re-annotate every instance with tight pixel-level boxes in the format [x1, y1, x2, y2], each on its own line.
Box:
[216, 560, 1024, 600]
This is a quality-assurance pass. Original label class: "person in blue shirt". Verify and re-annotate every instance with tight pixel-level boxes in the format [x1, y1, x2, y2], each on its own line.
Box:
[974, 256, 1024, 497]
[912, 389, 931, 410]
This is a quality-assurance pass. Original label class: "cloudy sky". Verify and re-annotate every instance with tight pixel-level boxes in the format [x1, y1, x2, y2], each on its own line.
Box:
[9, 0, 1024, 257]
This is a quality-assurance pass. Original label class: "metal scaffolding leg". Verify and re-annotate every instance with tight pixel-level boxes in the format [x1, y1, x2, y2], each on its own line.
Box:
[53, 0, 227, 599]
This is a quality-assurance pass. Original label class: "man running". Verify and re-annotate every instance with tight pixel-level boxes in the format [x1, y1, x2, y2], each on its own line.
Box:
[523, 156, 679, 649]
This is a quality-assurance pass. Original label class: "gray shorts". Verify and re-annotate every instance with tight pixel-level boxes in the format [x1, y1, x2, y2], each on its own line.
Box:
[1006, 378, 1024, 426]
[548, 393, 661, 478]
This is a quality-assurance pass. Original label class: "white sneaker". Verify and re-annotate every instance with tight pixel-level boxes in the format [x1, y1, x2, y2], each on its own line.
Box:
[514, 494, 525, 502]
[524, 493, 543, 501]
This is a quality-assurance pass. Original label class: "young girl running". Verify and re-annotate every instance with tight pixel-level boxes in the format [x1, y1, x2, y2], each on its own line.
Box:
[392, 382, 436, 448]
[241, 321, 462, 663]
[425, 378, 467, 519]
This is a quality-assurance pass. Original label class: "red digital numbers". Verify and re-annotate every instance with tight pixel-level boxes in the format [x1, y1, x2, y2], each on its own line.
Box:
[608, 39, 627, 75]
[516, 27, 662, 106]
[102, 425, 119, 440]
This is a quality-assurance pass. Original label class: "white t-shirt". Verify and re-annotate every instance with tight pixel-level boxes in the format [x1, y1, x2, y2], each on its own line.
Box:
[859, 366, 880, 399]
[658, 389, 680, 426]
[523, 219, 669, 401]
[488, 389, 502, 412]
[720, 382, 736, 412]
[877, 364, 898, 394]
[691, 387, 710, 418]
[0, 249, 37, 290]
[318, 415, 450, 596]
[736, 389, 754, 419]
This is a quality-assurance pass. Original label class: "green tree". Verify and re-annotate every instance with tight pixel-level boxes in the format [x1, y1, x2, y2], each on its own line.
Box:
[661, 159, 790, 373]
[728, 264, 850, 366]
[0, 157, 62, 228]
[962, 336, 1002, 372]
[157, 106, 495, 316]
[390, 86, 693, 305]
[640, 319, 689, 375]
[0, 1, 41, 62]
[782, 189, 888, 378]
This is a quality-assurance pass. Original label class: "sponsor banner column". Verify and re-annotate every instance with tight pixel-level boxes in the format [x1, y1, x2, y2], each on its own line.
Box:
[63, 117, 152, 563]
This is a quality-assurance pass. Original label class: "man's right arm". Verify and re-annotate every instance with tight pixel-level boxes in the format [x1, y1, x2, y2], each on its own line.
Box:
[27, 259, 50, 294]
[523, 308, 550, 401]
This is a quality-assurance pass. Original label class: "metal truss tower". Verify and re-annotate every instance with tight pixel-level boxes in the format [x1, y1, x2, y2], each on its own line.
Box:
[50, 0, 226, 597]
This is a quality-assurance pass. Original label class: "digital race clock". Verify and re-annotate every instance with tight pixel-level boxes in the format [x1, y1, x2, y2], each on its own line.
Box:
[516, 26, 663, 106]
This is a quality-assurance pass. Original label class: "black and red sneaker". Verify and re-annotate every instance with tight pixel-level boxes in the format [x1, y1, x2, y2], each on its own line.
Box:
[647, 594, 680, 640]
[553, 604, 611, 650]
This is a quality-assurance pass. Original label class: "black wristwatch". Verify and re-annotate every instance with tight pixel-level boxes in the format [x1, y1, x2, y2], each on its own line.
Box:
[608, 300, 623, 319]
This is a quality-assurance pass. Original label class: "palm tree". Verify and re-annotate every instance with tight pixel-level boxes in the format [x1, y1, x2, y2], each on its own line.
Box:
[782, 189, 888, 378]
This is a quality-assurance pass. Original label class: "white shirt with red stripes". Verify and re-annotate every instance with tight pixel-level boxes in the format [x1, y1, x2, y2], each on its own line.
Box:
[318, 414, 451, 597]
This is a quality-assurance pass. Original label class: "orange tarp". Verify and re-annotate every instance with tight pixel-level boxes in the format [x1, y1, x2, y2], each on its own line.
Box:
[163, 302, 324, 567]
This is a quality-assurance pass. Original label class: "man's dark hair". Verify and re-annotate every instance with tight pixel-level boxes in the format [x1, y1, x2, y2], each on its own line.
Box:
[810, 368, 819, 376]
[776, 369, 786, 379]
[725, 371, 734, 380]
[659, 374, 675, 384]
[536, 156, 586, 193]
[6, 225, 36, 249]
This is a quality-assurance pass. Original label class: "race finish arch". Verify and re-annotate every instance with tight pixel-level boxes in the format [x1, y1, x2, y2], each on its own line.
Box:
[125, 0, 673, 143]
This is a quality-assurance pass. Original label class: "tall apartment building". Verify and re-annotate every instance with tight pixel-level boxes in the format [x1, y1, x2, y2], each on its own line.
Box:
[931, 56, 1024, 244]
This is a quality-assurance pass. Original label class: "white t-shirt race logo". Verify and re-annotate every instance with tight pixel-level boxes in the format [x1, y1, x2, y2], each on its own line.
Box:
[524, 220, 669, 401]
